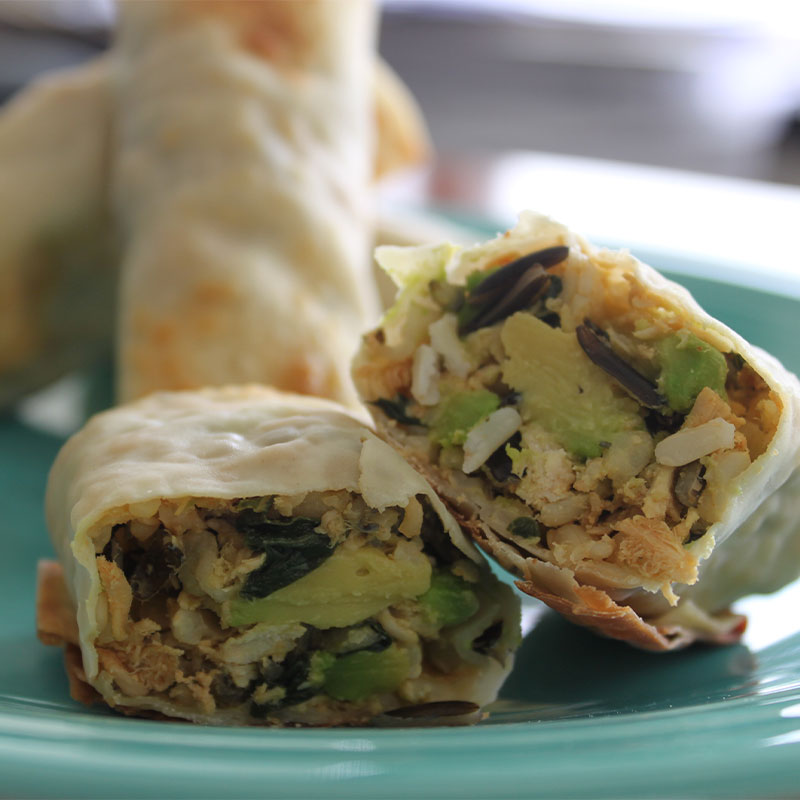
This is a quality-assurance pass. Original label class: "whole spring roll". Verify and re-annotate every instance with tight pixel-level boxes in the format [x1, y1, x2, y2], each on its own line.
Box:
[42, 386, 520, 725]
[113, 0, 379, 405]
[0, 41, 428, 408]
[352, 211, 800, 650]
[0, 58, 115, 406]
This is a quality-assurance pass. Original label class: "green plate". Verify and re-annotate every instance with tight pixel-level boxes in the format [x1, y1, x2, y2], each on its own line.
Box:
[2, 240, 800, 799]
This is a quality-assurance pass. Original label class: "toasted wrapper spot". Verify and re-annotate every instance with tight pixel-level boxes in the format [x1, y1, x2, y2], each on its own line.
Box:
[517, 574, 681, 652]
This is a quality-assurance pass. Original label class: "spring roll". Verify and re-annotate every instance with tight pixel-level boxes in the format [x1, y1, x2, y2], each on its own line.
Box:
[0, 18, 429, 409]
[113, 0, 378, 405]
[0, 58, 115, 406]
[41, 385, 520, 725]
[352, 211, 800, 650]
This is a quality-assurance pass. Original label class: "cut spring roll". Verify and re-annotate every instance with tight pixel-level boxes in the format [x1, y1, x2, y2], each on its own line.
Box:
[353, 212, 800, 650]
[41, 386, 520, 725]
[113, 0, 378, 405]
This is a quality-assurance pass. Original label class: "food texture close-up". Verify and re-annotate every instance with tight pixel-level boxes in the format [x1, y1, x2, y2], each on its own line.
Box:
[2, 0, 800, 797]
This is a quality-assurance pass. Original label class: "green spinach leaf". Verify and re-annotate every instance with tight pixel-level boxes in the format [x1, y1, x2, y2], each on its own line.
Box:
[238, 512, 334, 600]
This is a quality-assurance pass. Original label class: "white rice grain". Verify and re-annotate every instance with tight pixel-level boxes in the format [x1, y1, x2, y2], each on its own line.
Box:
[462, 407, 522, 474]
[654, 417, 735, 467]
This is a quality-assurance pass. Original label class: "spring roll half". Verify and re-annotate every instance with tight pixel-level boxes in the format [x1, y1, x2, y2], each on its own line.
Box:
[42, 386, 520, 725]
[352, 211, 800, 650]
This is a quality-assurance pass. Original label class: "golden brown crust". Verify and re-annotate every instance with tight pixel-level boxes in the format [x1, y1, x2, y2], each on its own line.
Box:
[471, 521, 746, 652]
[36, 560, 79, 647]
[63, 644, 101, 706]
[462, 514, 673, 650]
[519, 576, 746, 650]
[515, 578, 675, 651]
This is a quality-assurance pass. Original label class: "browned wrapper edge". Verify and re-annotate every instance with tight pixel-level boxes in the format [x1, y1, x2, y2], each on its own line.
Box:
[36, 559, 101, 705]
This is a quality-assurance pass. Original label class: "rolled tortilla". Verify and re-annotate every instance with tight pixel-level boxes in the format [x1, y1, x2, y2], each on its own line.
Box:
[42, 385, 519, 725]
[0, 18, 429, 408]
[352, 211, 800, 650]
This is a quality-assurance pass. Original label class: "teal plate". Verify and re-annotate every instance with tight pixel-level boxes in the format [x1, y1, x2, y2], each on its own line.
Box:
[2, 240, 800, 799]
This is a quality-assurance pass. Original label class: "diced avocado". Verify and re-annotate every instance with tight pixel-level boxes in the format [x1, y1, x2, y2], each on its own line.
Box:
[429, 390, 500, 447]
[657, 330, 728, 413]
[501, 314, 643, 459]
[226, 543, 431, 628]
[322, 644, 410, 702]
[419, 570, 480, 628]
[307, 651, 336, 686]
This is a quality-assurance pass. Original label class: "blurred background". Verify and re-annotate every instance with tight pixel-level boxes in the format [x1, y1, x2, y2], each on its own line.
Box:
[1, 0, 799, 184]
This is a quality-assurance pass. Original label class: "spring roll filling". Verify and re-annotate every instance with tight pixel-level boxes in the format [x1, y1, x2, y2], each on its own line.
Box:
[355, 244, 782, 603]
[87, 490, 515, 721]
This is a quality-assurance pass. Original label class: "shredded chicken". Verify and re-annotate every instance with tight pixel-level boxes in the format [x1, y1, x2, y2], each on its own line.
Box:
[96, 558, 132, 642]
[97, 619, 180, 696]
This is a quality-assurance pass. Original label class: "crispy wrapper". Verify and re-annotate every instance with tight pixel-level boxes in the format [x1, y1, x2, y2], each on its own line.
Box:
[353, 211, 800, 650]
[43, 385, 519, 725]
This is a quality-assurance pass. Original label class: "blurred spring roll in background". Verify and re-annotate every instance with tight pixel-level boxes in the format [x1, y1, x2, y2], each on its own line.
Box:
[40, 386, 519, 725]
[114, 0, 381, 405]
[353, 212, 800, 650]
[0, 58, 115, 406]
[0, 5, 430, 408]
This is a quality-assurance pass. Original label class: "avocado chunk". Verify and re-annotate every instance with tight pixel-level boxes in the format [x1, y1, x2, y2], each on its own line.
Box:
[657, 330, 728, 413]
[322, 644, 410, 702]
[419, 570, 480, 628]
[226, 542, 431, 628]
[501, 313, 643, 459]
[430, 390, 500, 447]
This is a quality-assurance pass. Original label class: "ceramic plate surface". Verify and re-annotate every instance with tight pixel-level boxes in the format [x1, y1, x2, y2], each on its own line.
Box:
[2, 225, 800, 799]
